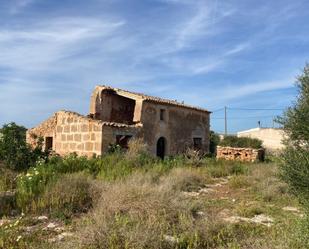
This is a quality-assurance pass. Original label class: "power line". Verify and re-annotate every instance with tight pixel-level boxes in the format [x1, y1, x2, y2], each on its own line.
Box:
[210, 107, 225, 113]
[212, 115, 277, 120]
[227, 107, 284, 111]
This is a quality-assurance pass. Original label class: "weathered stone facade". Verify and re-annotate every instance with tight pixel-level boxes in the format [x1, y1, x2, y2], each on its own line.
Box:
[216, 146, 265, 162]
[27, 86, 210, 158]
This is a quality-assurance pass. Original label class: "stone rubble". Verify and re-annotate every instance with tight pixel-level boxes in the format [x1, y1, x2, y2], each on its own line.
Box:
[164, 235, 179, 244]
[223, 214, 274, 227]
[216, 146, 265, 162]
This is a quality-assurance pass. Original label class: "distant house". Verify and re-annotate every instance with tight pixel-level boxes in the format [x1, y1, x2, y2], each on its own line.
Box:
[27, 85, 211, 158]
[237, 127, 285, 151]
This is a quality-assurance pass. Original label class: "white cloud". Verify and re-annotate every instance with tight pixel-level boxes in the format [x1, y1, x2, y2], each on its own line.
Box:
[0, 17, 125, 71]
[9, 0, 35, 14]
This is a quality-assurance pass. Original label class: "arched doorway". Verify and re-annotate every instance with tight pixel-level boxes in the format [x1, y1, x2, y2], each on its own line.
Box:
[156, 137, 166, 159]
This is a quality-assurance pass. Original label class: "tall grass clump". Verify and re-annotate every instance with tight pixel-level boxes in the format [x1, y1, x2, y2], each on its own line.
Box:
[37, 173, 100, 219]
[204, 158, 249, 178]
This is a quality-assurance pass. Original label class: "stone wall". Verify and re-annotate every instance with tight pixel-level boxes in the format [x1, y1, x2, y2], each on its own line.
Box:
[216, 146, 265, 162]
[89, 88, 137, 124]
[27, 111, 104, 157]
[27, 110, 143, 157]
[101, 125, 142, 153]
[141, 101, 210, 156]
[54, 111, 103, 157]
[26, 114, 57, 150]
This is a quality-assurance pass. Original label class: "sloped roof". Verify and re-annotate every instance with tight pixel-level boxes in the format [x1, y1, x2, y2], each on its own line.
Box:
[57, 110, 142, 128]
[96, 85, 211, 113]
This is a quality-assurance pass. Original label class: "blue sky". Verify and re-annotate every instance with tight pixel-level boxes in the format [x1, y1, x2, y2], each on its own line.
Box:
[0, 0, 308, 133]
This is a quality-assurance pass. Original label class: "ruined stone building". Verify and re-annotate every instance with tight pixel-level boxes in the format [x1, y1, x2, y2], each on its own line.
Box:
[27, 86, 211, 158]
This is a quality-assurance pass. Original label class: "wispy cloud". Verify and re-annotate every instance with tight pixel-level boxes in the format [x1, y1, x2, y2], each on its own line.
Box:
[9, 0, 35, 14]
[0, 0, 307, 131]
[0, 17, 125, 71]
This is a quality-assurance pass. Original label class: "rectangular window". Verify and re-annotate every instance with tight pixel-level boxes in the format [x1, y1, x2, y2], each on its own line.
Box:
[160, 109, 166, 121]
[116, 135, 132, 149]
[193, 138, 202, 151]
[45, 137, 53, 151]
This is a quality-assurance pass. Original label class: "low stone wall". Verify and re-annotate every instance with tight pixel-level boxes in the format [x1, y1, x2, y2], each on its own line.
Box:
[216, 146, 265, 162]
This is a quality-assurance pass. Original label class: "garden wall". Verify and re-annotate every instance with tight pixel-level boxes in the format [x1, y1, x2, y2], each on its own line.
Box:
[216, 146, 265, 162]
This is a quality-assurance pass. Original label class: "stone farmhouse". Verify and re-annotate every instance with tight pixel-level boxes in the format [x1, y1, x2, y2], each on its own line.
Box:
[27, 86, 211, 158]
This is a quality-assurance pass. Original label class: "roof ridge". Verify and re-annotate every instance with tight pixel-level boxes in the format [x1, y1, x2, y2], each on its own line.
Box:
[97, 85, 211, 113]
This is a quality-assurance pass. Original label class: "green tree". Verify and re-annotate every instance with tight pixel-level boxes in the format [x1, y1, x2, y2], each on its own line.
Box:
[209, 131, 220, 155]
[0, 122, 44, 171]
[277, 64, 309, 212]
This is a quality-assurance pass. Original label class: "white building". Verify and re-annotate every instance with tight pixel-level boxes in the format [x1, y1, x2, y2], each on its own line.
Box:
[237, 127, 285, 151]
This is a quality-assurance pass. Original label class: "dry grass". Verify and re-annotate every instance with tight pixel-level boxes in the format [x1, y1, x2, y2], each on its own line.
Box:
[1, 157, 307, 249]
[58, 162, 305, 249]
[125, 138, 149, 161]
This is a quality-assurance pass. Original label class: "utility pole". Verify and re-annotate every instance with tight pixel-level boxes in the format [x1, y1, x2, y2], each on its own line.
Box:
[224, 106, 227, 136]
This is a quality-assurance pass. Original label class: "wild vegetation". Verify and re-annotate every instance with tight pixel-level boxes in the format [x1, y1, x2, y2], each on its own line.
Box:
[277, 64, 309, 244]
[1, 65, 309, 248]
[219, 136, 263, 149]
[0, 138, 306, 249]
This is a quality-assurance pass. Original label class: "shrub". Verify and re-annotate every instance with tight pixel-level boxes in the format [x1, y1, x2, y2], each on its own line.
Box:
[125, 138, 150, 161]
[0, 122, 45, 171]
[219, 135, 263, 149]
[184, 148, 203, 166]
[280, 148, 309, 207]
[277, 64, 309, 215]
[16, 161, 57, 212]
[209, 131, 220, 155]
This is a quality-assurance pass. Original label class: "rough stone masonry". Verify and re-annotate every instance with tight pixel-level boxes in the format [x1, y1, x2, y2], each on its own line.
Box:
[216, 146, 265, 162]
[27, 85, 211, 158]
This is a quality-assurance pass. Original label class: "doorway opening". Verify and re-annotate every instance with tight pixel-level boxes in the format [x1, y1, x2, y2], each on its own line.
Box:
[45, 137, 53, 151]
[156, 137, 166, 159]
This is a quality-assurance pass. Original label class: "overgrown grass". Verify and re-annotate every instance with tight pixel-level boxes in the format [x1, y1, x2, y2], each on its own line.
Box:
[1, 148, 308, 249]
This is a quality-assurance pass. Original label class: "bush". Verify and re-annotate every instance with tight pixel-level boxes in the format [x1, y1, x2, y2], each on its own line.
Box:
[280, 147, 309, 208]
[16, 161, 57, 212]
[0, 122, 46, 171]
[219, 135, 263, 149]
[209, 131, 220, 155]
[277, 64, 309, 214]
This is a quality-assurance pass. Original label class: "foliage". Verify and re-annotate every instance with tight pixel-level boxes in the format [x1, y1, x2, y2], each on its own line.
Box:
[277, 64, 309, 147]
[0, 122, 46, 171]
[277, 64, 309, 213]
[280, 147, 309, 208]
[209, 131, 220, 155]
[219, 135, 263, 149]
